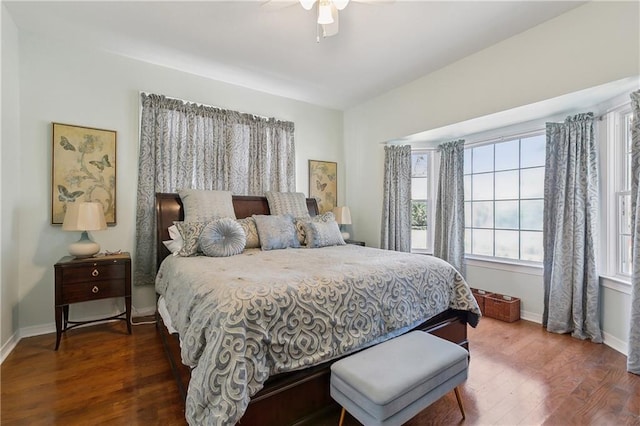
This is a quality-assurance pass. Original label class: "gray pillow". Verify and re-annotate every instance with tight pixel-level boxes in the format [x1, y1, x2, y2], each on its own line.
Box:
[199, 218, 246, 257]
[265, 191, 310, 218]
[174, 221, 209, 257]
[295, 211, 335, 245]
[303, 220, 346, 248]
[236, 217, 260, 249]
[253, 214, 300, 251]
[178, 189, 236, 222]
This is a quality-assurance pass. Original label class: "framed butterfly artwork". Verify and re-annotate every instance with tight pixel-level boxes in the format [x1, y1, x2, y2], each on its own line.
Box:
[309, 160, 337, 214]
[51, 123, 117, 225]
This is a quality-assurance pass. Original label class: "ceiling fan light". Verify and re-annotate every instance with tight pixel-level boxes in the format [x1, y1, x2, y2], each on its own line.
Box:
[317, 3, 334, 25]
[299, 0, 317, 11]
[332, 0, 349, 10]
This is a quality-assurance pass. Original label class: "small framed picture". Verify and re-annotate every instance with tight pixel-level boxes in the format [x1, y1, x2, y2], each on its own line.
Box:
[309, 160, 337, 214]
[51, 123, 117, 225]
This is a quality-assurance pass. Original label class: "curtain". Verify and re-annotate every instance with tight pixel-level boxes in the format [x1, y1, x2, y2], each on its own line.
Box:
[433, 140, 465, 274]
[380, 145, 411, 252]
[542, 112, 602, 342]
[134, 93, 295, 285]
[628, 90, 640, 374]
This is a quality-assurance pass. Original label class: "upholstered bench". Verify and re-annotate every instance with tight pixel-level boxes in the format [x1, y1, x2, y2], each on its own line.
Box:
[330, 331, 469, 426]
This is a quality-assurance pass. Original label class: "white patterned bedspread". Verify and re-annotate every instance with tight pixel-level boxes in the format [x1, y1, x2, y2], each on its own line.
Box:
[156, 245, 480, 426]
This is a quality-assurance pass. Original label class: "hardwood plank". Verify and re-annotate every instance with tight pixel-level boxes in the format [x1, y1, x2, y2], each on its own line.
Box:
[2, 317, 639, 425]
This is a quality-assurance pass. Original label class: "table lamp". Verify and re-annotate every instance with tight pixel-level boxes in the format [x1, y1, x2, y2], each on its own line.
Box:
[62, 201, 107, 258]
[332, 206, 352, 240]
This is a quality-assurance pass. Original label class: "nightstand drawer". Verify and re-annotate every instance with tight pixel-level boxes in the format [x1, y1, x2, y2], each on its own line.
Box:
[62, 280, 125, 304]
[62, 264, 126, 284]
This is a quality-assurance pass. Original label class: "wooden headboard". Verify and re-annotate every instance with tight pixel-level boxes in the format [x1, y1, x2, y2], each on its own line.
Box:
[155, 193, 319, 267]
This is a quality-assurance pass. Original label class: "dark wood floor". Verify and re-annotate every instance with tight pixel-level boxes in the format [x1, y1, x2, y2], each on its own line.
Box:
[2, 317, 638, 425]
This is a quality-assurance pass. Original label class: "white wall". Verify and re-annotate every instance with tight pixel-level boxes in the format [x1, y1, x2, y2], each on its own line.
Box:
[1, 4, 22, 360]
[343, 1, 639, 351]
[9, 29, 343, 341]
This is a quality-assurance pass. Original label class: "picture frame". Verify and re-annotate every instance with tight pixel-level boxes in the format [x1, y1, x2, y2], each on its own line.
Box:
[309, 160, 337, 214]
[51, 122, 117, 225]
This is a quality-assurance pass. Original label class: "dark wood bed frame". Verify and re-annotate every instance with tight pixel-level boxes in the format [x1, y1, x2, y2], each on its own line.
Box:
[155, 192, 471, 425]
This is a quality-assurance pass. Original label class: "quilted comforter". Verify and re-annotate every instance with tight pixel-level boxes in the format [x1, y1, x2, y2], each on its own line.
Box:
[155, 245, 481, 425]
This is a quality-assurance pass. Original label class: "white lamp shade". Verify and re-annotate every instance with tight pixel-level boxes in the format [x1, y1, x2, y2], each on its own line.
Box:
[333, 0, 349, 10]
[299, 0, 317, 10]
[62, 202, 107, 231]
[332, 206, 352, 225]
[62, 202, 107, 257]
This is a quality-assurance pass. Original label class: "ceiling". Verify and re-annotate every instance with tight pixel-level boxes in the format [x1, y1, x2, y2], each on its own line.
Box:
[4, 0, 586, 110]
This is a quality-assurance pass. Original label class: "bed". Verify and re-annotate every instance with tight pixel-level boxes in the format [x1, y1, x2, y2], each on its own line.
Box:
[154, 192, 481, 426]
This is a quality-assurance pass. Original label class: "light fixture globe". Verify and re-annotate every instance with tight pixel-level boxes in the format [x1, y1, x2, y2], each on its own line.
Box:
[333, 0, 349, 10]
[299, 0, 317, 10]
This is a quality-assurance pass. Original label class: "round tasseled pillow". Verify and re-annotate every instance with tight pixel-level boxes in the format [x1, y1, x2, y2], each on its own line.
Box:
[198, 218, 246, 257]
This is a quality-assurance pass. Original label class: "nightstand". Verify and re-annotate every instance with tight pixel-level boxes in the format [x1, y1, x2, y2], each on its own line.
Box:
[54, 252, 131, 350]
[345, 239, 365, 246]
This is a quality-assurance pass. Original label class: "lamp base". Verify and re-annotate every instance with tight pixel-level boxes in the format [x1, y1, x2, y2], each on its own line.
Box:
[341, 231, 350, 240]
[68, 231, 100, 258]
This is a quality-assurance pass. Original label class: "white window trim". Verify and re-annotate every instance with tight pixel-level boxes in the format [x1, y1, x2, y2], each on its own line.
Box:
[410, 148, 438, 254]
[601, 103, 633, 285]
[465, 255, 543, 276]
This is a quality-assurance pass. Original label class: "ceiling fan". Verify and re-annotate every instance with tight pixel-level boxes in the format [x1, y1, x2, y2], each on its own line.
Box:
[264, 0, 391, 42]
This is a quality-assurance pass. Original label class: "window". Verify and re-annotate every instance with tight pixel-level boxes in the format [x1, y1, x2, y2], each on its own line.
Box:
[616, 111, 633, 275]
[411, 152, 431, 252]
[464, 133, 546, 262]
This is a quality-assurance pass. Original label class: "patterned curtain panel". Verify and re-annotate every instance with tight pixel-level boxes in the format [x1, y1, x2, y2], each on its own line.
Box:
[628, 90, 640, 374]
[380, 145, 411, 252]
[134, 93, 295, 285]
[433, 140, 465, 274]
[542, 113, 602, 342]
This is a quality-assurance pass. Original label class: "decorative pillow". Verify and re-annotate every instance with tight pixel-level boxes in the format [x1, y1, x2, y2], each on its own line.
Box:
[253, 214, 300, 251]
[174, 221, 209, 257]
[295, 212, 336, 245]
[237, 217, 260, 249]
[162, 224, 184, 255]
[198, 218, 246, 257]
[178, 189, 236, 223]
[303, 220, 346, 248]
[265, 191, 310, 218]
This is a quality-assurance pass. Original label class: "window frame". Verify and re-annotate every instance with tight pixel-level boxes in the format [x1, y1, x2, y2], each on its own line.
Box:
[410, 149, 436, 254]
[463, 130, 546, 265]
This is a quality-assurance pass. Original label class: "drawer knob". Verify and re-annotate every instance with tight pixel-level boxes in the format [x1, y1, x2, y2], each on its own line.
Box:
[91, 269, 99, 277]
[92, 286, 99, 294]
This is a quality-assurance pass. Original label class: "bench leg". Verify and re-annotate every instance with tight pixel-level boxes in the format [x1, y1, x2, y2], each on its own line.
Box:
[454, 387, 466, 420]
[338, 407, 346, 426]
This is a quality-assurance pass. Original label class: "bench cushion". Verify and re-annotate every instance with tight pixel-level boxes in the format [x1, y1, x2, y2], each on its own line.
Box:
[330, 331, 468, 424]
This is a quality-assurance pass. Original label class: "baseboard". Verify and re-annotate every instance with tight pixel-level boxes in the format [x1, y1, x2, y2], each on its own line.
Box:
[602, 331, 628, 356]
[520, 310, 542, 324]
[1, 331, 20, 364]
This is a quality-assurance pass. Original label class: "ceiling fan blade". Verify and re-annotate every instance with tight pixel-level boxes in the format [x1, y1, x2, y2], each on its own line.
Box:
[321, 3, 339, 37]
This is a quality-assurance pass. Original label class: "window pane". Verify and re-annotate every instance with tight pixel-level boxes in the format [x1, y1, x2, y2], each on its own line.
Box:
[472, 173, 494, 200]
[465, 201, 471, 227]
[412, 153, 429, 177]
[411, 200, 427, 227]
[521, 231, 543, 262]
[619, 192, 632, 236]
[464, 149, 471, 175]
[495, 170, 519, 200]
[520, 135, 545, 168]
[495, 230, 519, 259]
[411, 228, 428, 250]
[520, 167, 545, 199]
[495, 201, 519, 229]
[494, 140, 519, 171]
[411, 177, 428, 199]
[472, 229, 493, 256]
[472, 201, 493, 228]
[465, 228, 471, 254]
[521, 200, 543, 231]
[464, 175, 471, 200]
[620, 235, 632, 275]
[472, 145, 493, 173]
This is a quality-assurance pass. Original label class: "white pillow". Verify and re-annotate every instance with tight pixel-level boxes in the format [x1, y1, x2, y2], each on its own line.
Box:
[178, 189, 236, 223]
[162, 224, 183, 255]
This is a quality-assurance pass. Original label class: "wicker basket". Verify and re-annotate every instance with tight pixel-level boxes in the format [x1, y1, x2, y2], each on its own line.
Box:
[484, 293, 520, 322]
[470, 288, 493, 315]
